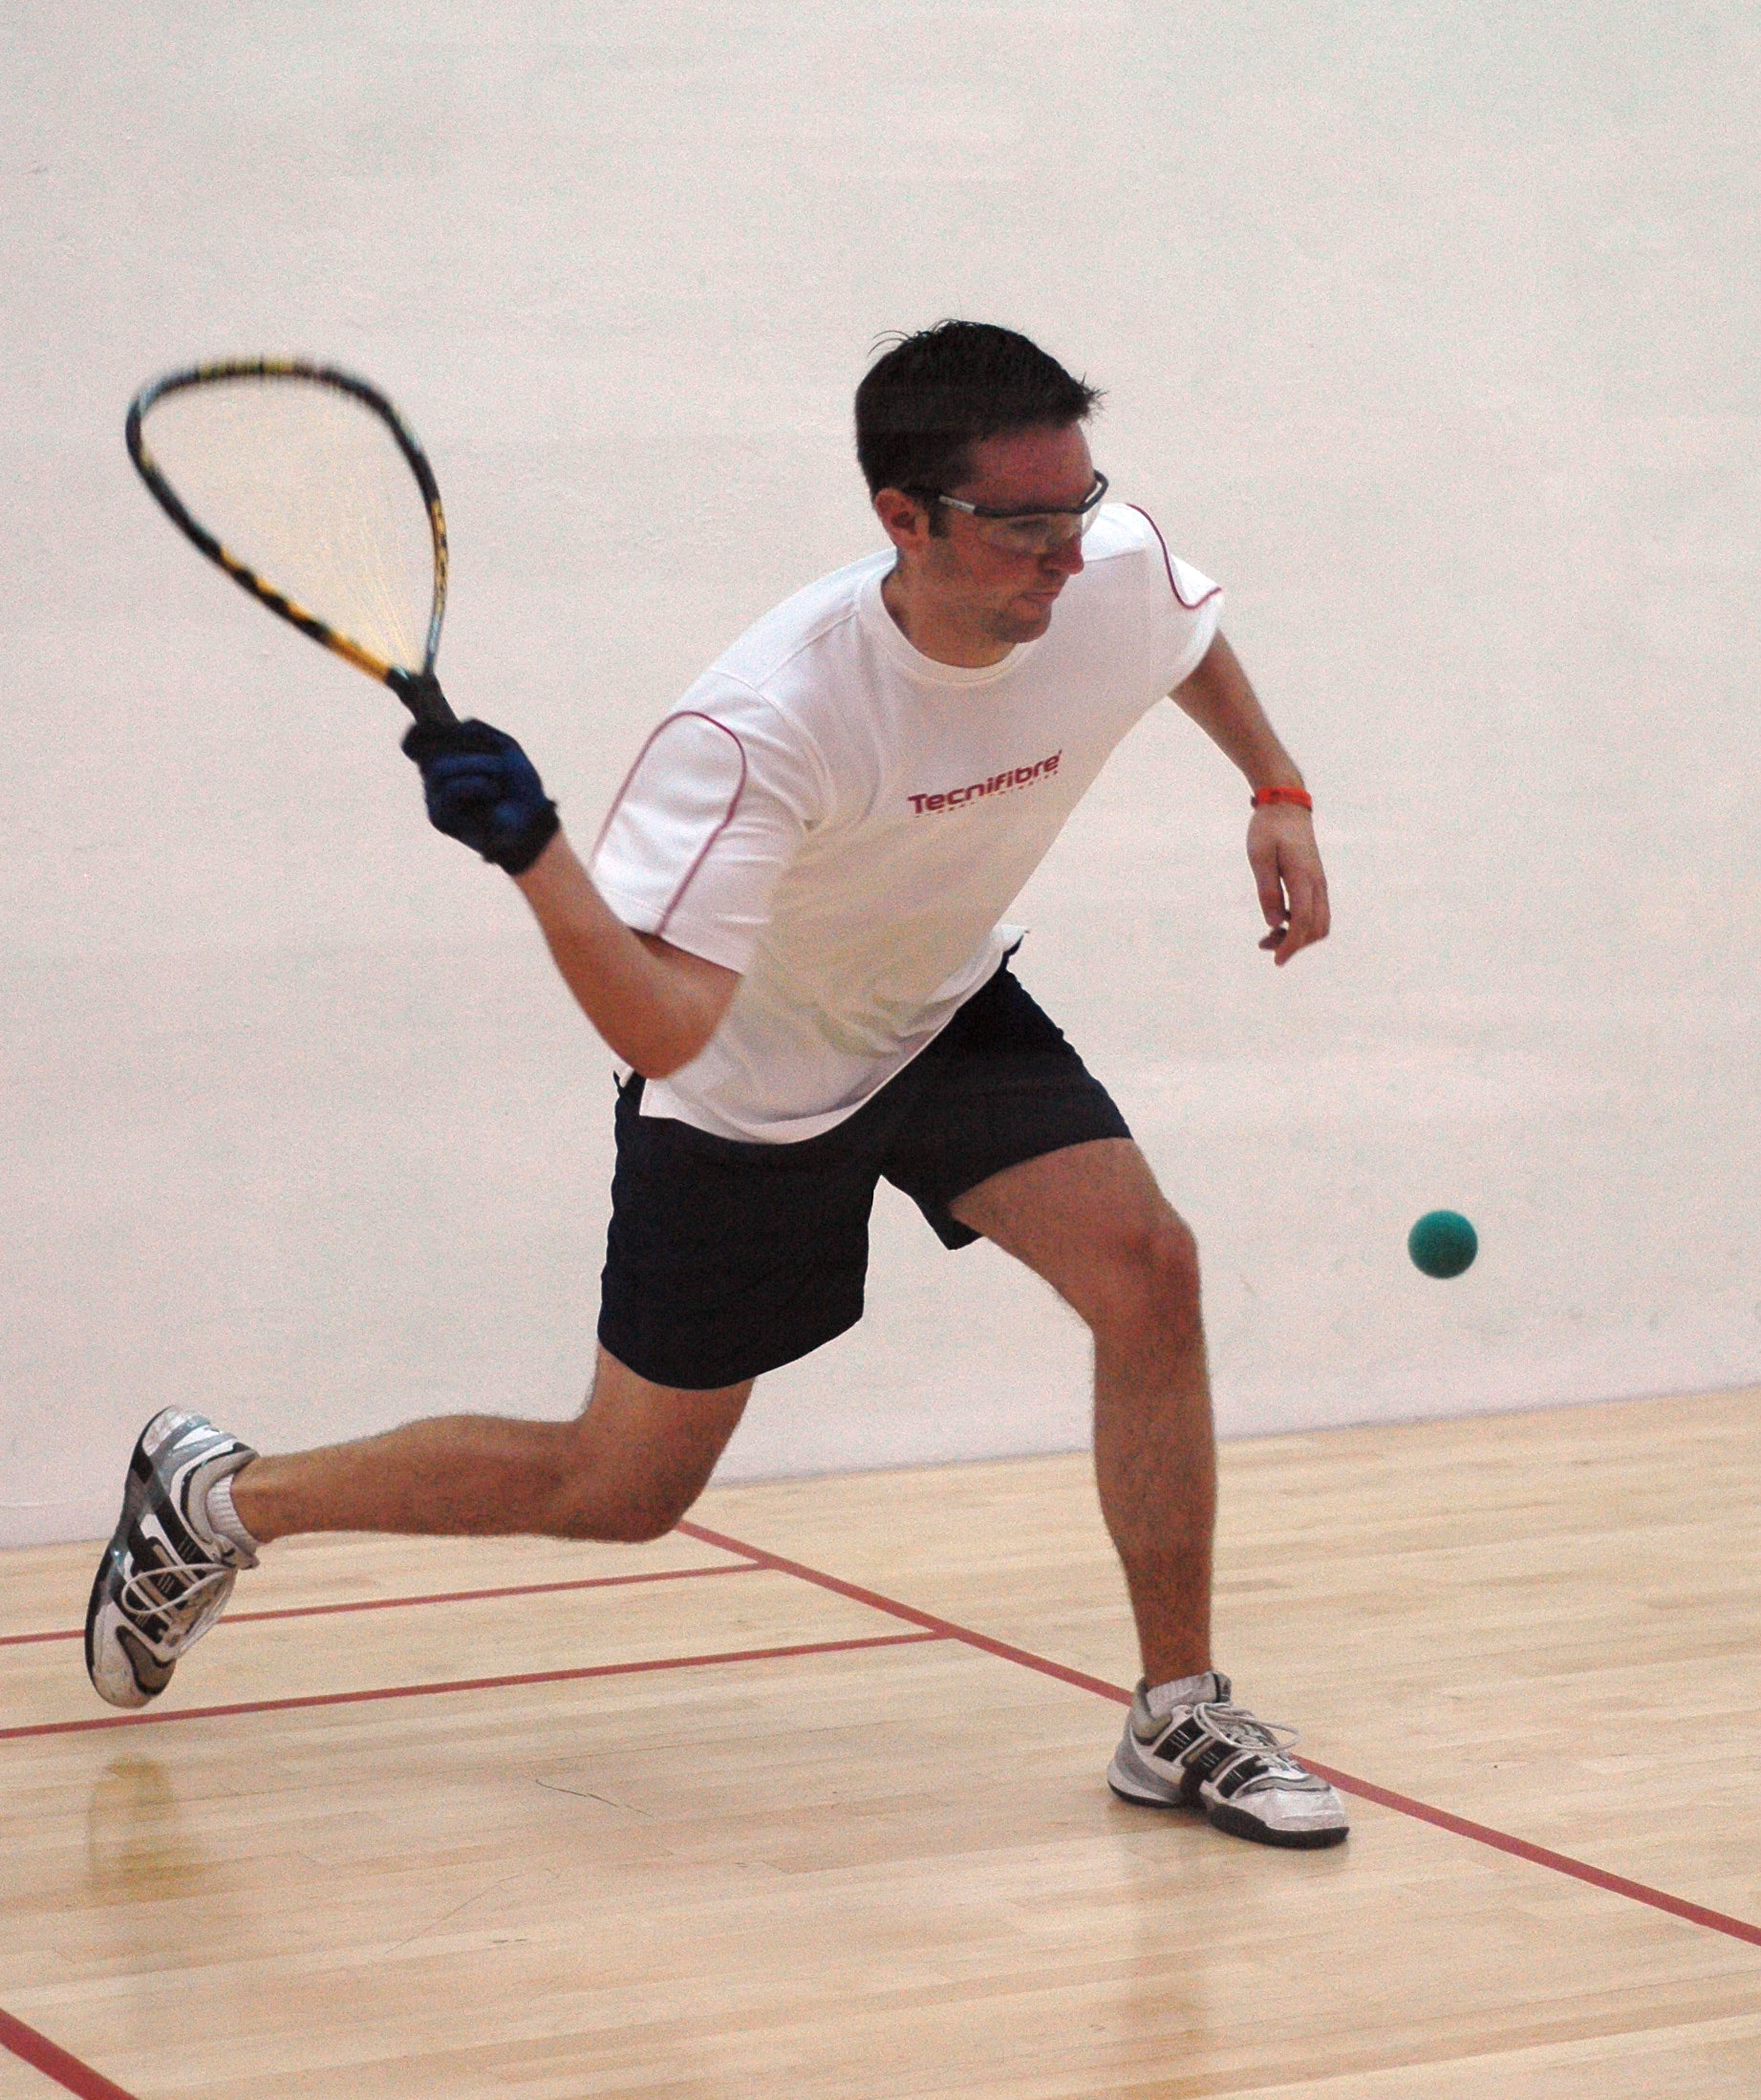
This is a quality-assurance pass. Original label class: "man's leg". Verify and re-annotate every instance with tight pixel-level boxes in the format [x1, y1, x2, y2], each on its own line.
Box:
[949, 1136, 1346, 1847]
[947, 1137, 1213, 1685]
[234, 1347, 753, 1545]
[85, 1351, 751, 1710]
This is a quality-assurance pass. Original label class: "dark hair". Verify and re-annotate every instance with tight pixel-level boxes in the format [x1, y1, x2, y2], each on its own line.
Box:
[854, 321, 1102, 510]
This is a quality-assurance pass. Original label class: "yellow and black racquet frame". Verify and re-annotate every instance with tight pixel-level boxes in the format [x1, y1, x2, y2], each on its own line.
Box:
[125, 358, 457, 725]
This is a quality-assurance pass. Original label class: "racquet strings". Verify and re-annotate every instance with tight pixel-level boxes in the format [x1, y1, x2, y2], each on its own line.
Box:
[139, 373, 439, 674]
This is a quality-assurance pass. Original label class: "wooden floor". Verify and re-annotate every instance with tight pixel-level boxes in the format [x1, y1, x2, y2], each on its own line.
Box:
[3, 1389, 1758, 2098]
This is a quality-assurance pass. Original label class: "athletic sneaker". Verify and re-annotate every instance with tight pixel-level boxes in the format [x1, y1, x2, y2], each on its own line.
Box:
[1106, 1671, 1349, 1849]
[85, 1410, 259, 1709]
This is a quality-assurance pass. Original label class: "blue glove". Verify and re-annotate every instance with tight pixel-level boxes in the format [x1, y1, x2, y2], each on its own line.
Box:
[401, 718, 560, 875]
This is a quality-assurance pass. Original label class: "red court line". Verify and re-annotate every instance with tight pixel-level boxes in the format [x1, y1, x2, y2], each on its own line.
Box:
[0, 1618, 934, 2097]
[1301, 1766, 1761, 1949]
[0, 2007, 139, 2100]
[0, 1630, 945, 1744]
[676, 1520, 1132, 1702]
[0, 1558, 760, 1648]
[676, 1519, 1761, 1953]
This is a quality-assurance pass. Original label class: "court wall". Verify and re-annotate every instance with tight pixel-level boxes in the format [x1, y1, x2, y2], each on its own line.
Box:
[2, 2, 1756, 1543]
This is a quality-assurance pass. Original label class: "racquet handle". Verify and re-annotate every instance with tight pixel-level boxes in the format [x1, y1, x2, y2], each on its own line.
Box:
[387, 667, 458, 727]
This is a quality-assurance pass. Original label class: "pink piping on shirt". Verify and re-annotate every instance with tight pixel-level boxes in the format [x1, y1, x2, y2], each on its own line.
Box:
[591, 710, 751, 943]
[1126, 504, 1223, 611]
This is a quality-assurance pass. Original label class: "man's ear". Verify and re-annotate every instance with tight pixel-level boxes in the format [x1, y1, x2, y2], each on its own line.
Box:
[872, 485, 932, 553]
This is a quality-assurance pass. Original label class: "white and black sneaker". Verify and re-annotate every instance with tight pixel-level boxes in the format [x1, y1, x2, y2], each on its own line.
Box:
[85, 1410, 259, 1709]
[1107, 1671, 1349, 1849]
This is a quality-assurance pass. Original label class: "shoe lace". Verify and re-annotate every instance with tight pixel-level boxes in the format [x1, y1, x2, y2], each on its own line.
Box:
[1191, 1699, 1326, 1794]
[118, 1555, 234, 1661]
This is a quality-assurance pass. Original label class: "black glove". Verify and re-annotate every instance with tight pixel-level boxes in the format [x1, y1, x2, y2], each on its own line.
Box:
[401, 718, 560, 875]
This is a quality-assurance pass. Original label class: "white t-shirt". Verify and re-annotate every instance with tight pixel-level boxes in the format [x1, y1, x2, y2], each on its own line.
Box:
[591, 504, 1220, 1141]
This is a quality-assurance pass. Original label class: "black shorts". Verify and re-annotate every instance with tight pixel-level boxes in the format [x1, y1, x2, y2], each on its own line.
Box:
[597, 960, 1132, 1390]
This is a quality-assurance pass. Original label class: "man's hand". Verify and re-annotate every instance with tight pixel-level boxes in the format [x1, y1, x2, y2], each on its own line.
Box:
[1248, 803, 1330, 966]
[403, 718, 560, 876]
[1170, 634, 1331, 967]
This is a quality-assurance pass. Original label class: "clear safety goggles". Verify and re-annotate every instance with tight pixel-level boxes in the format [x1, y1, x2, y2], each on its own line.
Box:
[926, 471, 1109, 555]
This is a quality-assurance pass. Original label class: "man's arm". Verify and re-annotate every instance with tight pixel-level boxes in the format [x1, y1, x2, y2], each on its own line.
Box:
[512, 830, 740, 1078]
[400, 717, 741, 1076]
[1171, 632, 1330, 967]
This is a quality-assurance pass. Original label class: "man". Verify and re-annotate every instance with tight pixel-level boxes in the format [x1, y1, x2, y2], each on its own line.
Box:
[88, 322, 1344, 1849]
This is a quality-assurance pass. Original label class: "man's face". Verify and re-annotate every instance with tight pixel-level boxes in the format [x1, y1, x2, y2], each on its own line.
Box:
[903, 422, 1098, 648]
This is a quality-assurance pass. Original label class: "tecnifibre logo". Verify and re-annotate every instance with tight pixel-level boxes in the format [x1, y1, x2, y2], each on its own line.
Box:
[908, 751, 1062, 815]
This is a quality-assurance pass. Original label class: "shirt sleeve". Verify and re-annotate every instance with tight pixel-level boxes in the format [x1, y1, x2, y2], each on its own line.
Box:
[1124, 504, 1224, 691]
[589, 676, 824, 974]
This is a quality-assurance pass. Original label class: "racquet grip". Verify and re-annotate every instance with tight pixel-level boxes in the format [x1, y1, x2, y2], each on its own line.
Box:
[387, 667, 457, 727]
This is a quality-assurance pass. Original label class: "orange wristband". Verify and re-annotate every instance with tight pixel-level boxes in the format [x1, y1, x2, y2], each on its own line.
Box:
[1252, 784, 1313, 811]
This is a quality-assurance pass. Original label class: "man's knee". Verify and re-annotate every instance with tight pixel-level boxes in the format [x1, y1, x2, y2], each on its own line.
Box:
[547, 1471, 701, 1545]
[574, 1497, 693, 1546]
[1081, 1208, 1203, 1345]
[543, 1358, 750, 1544]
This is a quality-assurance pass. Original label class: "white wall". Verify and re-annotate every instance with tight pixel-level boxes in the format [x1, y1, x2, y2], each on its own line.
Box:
[3, 2, 1756, 1545]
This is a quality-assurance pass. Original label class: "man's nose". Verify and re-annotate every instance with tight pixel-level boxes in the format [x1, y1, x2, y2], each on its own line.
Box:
[1044, 530, 1085, 577]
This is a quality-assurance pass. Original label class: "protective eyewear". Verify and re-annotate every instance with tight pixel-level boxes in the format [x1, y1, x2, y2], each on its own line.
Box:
[922, 471, 1109, 554]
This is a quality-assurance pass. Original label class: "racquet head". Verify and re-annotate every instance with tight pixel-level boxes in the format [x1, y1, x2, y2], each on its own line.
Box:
[126, 360, 456, 725]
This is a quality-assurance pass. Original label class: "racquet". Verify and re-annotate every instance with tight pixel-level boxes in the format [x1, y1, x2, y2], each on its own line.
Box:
[125, 359, 456, 726]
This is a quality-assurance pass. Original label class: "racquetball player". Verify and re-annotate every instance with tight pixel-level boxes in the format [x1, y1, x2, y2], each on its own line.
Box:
[91, 322, 1343, 1849]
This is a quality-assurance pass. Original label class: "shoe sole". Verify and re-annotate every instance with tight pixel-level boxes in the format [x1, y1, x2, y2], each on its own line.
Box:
[1107, 1773, 1197, 1812]
[84, 1413, 174, 1703]
[1207, 1801, 1349, 1849]
[1108, 1771, 1348, 1849]
[83, 1410, 216, 1708]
